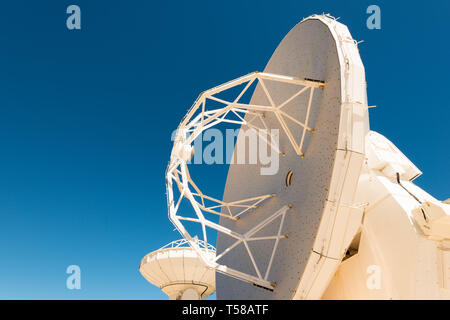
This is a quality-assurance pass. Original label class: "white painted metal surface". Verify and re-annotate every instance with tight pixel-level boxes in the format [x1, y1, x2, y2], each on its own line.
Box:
[323, 132, 450, 299]
[217, 13, 368, 299]
[139, 239, 216, 300]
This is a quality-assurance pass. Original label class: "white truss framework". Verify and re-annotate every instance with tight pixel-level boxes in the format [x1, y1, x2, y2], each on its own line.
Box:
[160, 238, 216, 251]
[166, 72, 325, 289]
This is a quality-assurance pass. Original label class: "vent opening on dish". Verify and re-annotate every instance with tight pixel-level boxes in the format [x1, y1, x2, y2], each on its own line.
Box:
[286, 170, 293, 187]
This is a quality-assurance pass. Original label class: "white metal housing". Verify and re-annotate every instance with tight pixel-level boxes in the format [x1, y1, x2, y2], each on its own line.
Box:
[323, 132, 450, 299]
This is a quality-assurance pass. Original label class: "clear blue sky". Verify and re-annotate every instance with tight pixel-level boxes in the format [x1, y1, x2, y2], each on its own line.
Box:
[0, 0, 448, 299]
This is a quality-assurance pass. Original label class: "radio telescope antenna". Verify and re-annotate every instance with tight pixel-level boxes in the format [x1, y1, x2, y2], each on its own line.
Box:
[166, 12, 359, 295]
[164, 13, 450, 299]
[139, 239, 216, 300]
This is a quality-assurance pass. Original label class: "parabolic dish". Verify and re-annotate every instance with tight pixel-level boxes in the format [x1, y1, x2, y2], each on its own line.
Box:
[216, 14, 369, 299]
